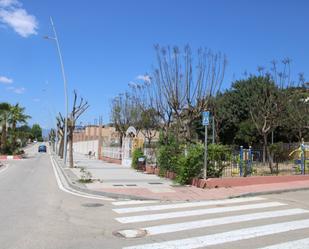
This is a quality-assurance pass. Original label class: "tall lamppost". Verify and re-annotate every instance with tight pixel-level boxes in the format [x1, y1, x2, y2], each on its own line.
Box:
[44, 17, 68, 165]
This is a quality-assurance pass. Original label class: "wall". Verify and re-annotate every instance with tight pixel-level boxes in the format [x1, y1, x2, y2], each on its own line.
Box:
[73, 140, 99, 159]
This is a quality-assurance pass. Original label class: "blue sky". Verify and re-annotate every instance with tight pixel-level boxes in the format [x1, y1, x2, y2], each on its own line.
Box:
[0, 0, 308, 129]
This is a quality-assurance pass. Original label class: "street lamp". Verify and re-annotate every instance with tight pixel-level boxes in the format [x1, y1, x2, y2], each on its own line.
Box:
[44, 17, 69, 165]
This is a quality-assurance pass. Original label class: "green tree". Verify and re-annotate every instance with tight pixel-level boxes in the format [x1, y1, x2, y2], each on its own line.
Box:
[31, 124, 43, 141]
[0, 102, 11, 152]
[8, 104, 31, 147]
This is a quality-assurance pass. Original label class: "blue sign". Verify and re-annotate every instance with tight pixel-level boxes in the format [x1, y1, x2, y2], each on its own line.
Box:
[202, 111, 210, 126]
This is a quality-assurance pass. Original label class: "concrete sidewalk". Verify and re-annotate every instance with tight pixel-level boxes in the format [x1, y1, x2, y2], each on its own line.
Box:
[67, 152, 309, 201]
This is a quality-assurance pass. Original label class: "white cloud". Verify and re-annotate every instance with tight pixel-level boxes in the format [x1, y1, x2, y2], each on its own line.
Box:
[0, 75, 13, 84]
[0, 0, 20, 7]
[33, 98, 40, 102]
[136, 74, 151, 83]
[7, 86, 25, 94]
[0, 0, 38, 38]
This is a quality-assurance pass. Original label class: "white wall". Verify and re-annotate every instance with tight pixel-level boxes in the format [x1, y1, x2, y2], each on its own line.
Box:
[73, 140, 99, 159]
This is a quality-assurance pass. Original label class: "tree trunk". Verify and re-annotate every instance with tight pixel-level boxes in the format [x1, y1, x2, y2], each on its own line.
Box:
[12, 122, 16, 149]
[69, 127, 74, 168]
[1, 123, 7, 151]
[59, 137, 64, 158]
[263, 133, 273, 174]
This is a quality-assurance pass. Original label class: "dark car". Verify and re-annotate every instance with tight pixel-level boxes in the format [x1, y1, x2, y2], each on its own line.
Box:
[38, 145, 47, 153]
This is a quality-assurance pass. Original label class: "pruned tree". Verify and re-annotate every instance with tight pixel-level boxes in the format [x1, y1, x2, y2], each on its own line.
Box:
[110, 92, 141, 146]
[132, 45, 227, 144]
[49, 128, 56, 152]
[68, 90, 89, 168]
[56, 113, 65, 158]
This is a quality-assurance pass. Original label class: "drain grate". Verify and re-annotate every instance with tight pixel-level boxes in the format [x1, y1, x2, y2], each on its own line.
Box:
[148, 182, 163, 185]
[126, 184, 137, 186]
[113, 184, 124, 186]
[82, 203, 104, 207]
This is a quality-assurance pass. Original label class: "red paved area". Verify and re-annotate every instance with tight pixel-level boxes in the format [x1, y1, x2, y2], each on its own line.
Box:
[97, 178, 309, 201]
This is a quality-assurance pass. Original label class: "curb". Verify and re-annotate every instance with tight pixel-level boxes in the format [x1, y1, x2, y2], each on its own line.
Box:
[0, 155, 23, 160]
[230, 187, 309, 199]
[51, 153, 157, 201]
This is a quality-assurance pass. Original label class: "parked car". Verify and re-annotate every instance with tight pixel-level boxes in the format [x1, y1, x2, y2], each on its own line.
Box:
[38, 145, 47, 153]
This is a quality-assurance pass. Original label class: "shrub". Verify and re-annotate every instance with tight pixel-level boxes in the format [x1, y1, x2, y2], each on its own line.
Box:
[79, 167, 93, 183]
[177, 143, 204, 184]
[207, 143, 232, 177]
[157, 132, 182, 175]
[131, 148, 144, 169]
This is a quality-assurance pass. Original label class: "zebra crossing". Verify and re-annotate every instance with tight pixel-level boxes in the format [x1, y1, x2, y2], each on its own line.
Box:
[111, 196, 309, 249]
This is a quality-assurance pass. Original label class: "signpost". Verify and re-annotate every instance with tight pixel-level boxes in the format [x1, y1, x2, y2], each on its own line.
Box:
[202, 111, 210, 179]
[301, 141, 309, 175]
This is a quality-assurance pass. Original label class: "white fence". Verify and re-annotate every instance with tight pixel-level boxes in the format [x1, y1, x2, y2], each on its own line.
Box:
[102, 146, 122, 160]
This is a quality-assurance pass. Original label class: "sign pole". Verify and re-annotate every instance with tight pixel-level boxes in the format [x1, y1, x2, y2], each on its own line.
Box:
[204, 125, 208, 179]
[202, 111, 209, 180]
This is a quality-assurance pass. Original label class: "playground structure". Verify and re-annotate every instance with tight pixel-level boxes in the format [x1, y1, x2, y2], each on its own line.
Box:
[233, 141, 309, 177]
[239, 146, 253, 177]
[289, 141, 309, 174]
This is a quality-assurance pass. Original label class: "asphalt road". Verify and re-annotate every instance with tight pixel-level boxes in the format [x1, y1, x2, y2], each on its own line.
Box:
[1, 144, 309, 249]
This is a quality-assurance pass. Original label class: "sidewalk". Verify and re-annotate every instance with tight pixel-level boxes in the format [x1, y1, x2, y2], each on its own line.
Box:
[66, 152, 309, 201]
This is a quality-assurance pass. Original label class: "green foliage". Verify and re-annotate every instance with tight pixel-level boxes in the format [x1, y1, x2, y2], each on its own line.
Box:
[207, 143, 232, 177]
[177, 143, 204, 184]
[31, 124, 43, 141]
[157, 132, 182, 175]
[268, 142, 291, 162]
[131, 148, 144, 170]
[79, 167, 93, 183]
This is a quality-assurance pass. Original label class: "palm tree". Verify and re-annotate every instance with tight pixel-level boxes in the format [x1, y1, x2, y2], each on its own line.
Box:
[0, 102, 11, 152]
[8, 104, 31, 148]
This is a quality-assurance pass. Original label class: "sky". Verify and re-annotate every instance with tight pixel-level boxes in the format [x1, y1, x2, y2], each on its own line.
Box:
[0, 0, 308, 129]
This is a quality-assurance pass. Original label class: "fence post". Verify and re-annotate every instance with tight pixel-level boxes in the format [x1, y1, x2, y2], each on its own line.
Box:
[240, 146, 243, 177]
[301, 142, 305, 175]
[248, 146, 252, 176]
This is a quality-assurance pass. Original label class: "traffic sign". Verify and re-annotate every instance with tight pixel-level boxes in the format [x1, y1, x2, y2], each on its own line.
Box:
[202, 111, 210, 126]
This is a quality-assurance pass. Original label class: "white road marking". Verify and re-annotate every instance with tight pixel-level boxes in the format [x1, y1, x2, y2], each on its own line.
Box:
[138, 208, 308, 236]
[258, 238, 309, 249]
[112, 200, 159, 206]
[113, 196, 265, 214]
[50, 155, 113, 201]
[116, 202, 286, 223]
[122, 219, 309, 249]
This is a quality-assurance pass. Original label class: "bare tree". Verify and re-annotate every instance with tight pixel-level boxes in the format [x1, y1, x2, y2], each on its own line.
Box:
[147, 45, 227, 143]
[56, 113, 65, 158]
[110, 92, 142, 146]
[68, 91, 89, 168]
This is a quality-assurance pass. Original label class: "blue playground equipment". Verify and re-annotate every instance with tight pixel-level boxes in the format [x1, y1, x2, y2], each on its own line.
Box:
[239, 146, 253, 177]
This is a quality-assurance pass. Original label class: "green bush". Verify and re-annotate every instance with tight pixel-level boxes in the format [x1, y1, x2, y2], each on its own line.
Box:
[177, 143, 204, 184]
[157, 132, 182, 175]
[207, 143, 232, 177]
[131, 148, 144, 169]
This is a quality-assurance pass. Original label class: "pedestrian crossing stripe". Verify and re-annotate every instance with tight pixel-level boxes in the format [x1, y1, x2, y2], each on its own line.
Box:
[122, 219, 309, 249]
[258, 238, 309, 249]
[113, 196, 265, 214]
[112, 200, 159, 206]
[116, 201, 286, 223]
[121, 208, 307, 236]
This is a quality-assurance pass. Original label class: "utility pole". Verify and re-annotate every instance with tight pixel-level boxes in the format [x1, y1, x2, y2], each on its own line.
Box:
[212, 115, 215, 144]
[44, 17, 69, 165]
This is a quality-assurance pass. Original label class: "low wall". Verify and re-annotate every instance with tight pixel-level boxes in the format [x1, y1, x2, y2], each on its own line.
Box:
[73, 140, 99, 159]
